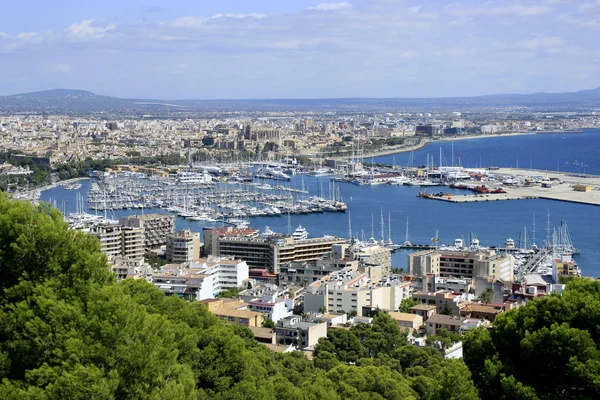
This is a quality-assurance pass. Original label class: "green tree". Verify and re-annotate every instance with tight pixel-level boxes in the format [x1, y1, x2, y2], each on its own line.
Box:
[440, 302, 455, 315]
[479, 288, 494, 304]
[262, 317, 275, 328]
[216, 286, 244, 299]
[399, 297, 418, 313]
[464, 278, 600, 399]
[426, 328, 461, 352]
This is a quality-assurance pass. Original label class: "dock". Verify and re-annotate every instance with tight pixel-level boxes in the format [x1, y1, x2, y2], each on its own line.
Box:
[418, 168, 600, 206]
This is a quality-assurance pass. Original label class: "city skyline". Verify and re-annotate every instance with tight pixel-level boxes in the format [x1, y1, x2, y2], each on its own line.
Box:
[1, 0, 599, 99]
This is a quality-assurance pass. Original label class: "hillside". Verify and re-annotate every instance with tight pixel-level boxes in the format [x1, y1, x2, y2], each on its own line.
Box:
[0, 87, 599, 113]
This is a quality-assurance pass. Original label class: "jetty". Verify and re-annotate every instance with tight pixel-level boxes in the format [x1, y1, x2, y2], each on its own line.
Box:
[417, 168, 600, 206]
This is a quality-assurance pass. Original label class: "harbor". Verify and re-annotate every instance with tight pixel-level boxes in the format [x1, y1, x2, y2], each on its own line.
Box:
[416, 167, 600, 206]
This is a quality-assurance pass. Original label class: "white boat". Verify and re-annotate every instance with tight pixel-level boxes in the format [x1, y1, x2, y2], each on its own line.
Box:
[292, 225, 309, 241]
[388, 176, 410, 185]
[261, 226, 278, 238]
[176, 171, 213, 184]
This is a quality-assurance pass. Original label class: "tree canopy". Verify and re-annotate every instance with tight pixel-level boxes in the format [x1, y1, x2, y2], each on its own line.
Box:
[463, 278, 600, 399]
[3, 193, 599, 399]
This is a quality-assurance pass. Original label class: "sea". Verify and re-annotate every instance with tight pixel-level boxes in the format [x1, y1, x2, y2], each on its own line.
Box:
[41, 128, 600, 277]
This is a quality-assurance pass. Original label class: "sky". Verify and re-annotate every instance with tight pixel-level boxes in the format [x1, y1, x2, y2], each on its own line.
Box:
[1, 0, 599, 99]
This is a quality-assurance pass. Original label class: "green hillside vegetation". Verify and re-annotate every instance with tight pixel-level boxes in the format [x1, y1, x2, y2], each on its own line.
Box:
[0, 192, 599, 399]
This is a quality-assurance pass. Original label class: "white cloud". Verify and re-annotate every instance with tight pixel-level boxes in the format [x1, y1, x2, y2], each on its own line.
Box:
[449, 3, 553, 17]
[307, 2, 352, 11]
[45, 63, 72, 73]
[521, 36, 564, 49]
[17, 32, 38, 40]
[211, 13, 268, 19]
[65, 20, 115, 40]
[2, 0, 598, 97]
[169, 16, 206, 29]
[274, 40, 301, 49]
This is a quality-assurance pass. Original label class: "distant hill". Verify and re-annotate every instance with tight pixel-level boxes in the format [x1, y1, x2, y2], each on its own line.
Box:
[0, 87, 599, 113]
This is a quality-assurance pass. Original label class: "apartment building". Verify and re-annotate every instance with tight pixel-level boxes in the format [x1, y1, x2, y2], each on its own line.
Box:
[387, 312, 424, 332]
[202, 226, 259, 256]
[408, 248, 513, 281]
[274, 316, 328, 349]
[91, 224, 122, 257]
[412, 290, 472, 315]
[202, 299, 264, 327]
[90, 224, 144, 260]
[121, 227, 145, 259]
[110, 256, 152, 281]
[279, 258, 359, 286]
[166, 229, 201, 262]
[212, 234, 345, 273]
[119, 213, 175, 249]
[247, 295, 294, 323]
[304, 267, 413, 316]
[152, 256, 249, 300]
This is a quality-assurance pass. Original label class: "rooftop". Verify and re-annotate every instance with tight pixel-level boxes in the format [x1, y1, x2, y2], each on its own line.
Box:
[388, 312, 422, 323]
[427, 314, 464, 326]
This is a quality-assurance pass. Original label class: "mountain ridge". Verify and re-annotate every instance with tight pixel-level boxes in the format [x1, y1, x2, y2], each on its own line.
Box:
[1, 87, 599, 112]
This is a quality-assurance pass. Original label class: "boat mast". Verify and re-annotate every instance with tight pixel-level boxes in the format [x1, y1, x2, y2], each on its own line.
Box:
[546, 209, 551, 249]
[348, 211, 352, 240]
[404, 217, 410, 245]
[532, 213, 536, 247]
[371, 214, 375, 241]
[388, 213, 392, 244]
[380, 208, 384, 243]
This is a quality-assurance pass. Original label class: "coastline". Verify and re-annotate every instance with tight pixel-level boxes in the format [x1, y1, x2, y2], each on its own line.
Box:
[333, 129, 583, 161]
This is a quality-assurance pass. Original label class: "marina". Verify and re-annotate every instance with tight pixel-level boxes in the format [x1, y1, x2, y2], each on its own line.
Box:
[33, 130, 600, 277]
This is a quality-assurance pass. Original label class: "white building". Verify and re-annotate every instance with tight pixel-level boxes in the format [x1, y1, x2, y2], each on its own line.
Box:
[304, 267, 413, 316]
[151, 256, 249, 300]
[247, 295, 294, 323]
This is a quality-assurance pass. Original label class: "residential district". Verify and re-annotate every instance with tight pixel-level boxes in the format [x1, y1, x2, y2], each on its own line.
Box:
[80, 210, 575, 357]
[1, 109, 598, 167]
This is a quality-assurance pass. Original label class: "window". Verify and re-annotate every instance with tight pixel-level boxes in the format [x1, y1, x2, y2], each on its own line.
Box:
[228, 316, 235, 322]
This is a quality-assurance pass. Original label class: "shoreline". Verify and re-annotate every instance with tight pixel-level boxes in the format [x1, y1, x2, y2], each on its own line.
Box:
[333, 129, 584, 161]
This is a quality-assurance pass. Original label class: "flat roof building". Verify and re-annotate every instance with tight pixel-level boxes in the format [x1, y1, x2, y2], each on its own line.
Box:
[120, 213, 175, 249]
[152, 256, 248, 300]
[166, 229, 201, 263]
[408, 247, 513, 282]
[211, 233, 346, 273]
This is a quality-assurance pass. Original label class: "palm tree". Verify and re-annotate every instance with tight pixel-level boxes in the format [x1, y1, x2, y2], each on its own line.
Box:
[479, 288, 494, 305]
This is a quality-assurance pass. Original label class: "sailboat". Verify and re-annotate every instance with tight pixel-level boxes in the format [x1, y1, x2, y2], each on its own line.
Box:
[403, 217, 412, 246]
[385, 212, 401, 250]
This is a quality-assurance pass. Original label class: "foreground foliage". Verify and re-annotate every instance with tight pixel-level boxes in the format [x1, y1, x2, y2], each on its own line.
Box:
[464, 279, 600, 399]
[1, 193, 598, 399]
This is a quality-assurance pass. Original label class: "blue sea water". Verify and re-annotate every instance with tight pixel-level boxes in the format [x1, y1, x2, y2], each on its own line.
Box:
[374, 129, 600, 175]
[41, 129, 600, 277]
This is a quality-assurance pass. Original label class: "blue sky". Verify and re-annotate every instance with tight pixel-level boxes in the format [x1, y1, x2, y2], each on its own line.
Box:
[1, 0, 599, 99]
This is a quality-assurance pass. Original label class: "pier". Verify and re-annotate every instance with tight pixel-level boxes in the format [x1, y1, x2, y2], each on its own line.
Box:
[418, 168, 600, 206]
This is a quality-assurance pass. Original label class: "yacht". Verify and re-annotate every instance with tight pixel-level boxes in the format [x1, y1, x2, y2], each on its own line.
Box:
[176, 171, 213, 184]
[388, 176, 410, 185]
[292, 225, 309, 241]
